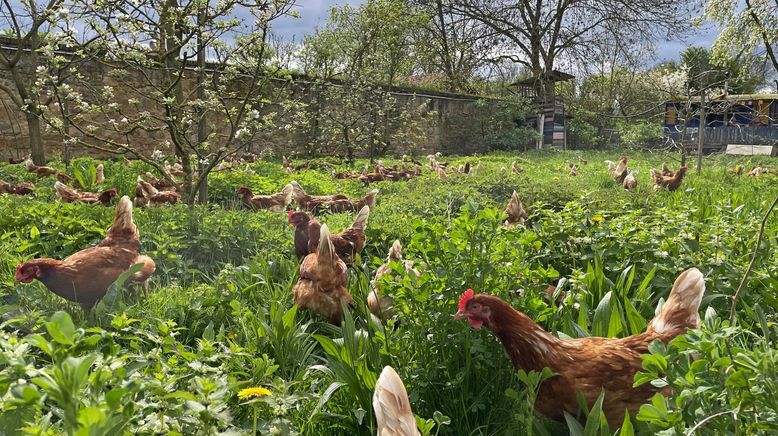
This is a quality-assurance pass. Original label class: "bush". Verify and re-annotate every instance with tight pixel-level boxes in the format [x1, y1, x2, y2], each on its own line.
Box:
[617, 121, 664, 148]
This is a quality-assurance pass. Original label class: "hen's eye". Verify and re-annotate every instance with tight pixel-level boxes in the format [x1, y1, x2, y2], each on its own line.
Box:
[471, 303, 480, 310]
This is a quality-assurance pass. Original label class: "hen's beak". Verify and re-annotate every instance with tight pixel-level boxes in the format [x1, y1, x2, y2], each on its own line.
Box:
[453, 311, 466, 320]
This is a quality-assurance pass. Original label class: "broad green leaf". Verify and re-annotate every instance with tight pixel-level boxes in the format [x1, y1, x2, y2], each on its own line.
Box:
[46, 311, 76, 345]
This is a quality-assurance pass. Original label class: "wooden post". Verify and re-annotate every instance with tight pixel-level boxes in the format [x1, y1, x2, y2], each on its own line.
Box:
[696, 90, 705, 173]
[536, 113, 544, 150]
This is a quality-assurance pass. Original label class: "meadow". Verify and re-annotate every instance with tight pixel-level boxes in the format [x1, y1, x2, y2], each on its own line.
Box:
[0, 150, 777, 435]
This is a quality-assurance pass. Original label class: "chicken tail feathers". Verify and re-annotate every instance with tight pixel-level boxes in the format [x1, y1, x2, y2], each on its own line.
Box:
[106, 196, 139, 242]
[646, 268, 705, 336]
[363, 189, 379, 209]
[509, 190, 523, 212]
[317, 224, 337, 266]
[54, 180, 77, 199]
[280, 183, 294, 207]
[130, 255, 156, 283]
[650, 169, 663, 185]
[96, 164, 105, 184]
[137, 177, 158, 197]
[387, 240, 403, 261]
[350, 206, 371, 231]
[290, 180, 304, 198]
[373, 366, 419, 436]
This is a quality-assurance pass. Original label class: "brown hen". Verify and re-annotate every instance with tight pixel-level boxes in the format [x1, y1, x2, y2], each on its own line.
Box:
[136, 177, 180, 206]
[289, 206, 370, 264]
[15, 196, 156, 308]
[292, 224, 352, 325]
[503, 191, 528, 227]
[651, 165, 688, 191]
[368, 240, 420, 320]
[455, 268, 705, 427]
[24, 158, 59, 177]
[290, 181, 348, 209]
[292, 180, 377, 214]
[145, 172, 178, 190]
[0, 179, 34, 196]
[623, 171, 637, 191]
[55, 181, 117, 206]
[237, 183, 293, 211]
[373, 365, 420, 436]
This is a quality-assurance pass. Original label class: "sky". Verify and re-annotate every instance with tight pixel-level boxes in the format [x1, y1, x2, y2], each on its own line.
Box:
[272, 0, 365, 44]
[272, 1, 719, 64]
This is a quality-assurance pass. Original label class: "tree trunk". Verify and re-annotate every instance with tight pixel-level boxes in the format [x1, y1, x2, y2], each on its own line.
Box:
[344, 126, 354, 165]
[696, 90, 705, 173]
[196, 8, 208, 205]
[180, 151, 194, 205]
[62, 100, 71, 167]
[197, 161, 208, 204]
[26, 110, 45, 165]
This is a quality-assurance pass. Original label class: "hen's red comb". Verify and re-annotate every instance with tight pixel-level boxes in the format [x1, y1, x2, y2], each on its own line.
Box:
[458, 289, 475, 311]
[288, 210, 294, 218]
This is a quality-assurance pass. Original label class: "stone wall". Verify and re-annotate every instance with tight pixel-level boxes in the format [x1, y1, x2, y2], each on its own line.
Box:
[0, 39, 491, 161]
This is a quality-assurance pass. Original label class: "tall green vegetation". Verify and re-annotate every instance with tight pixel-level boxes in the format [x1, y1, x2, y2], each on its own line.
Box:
[1, 151, 776, 434]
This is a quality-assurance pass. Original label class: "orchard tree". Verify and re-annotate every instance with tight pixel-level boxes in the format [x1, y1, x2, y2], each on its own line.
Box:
[0, 0, 97, 164]
[288, 78, 436, 163]
[702, 0, 777, 74]
[298, 0, 426, 86]
[412, 0, 494, 92]
[296, 0, 433, 161]
[44, 0, 295, 204]
[449, 0, 694, 109]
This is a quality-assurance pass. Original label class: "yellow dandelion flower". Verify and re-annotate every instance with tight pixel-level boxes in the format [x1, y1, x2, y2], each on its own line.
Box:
[591, 215, 604, 224]
[238, 386, 272, 400]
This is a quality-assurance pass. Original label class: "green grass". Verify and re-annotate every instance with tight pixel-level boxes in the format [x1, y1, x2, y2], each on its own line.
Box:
[0, 150, 777, 435]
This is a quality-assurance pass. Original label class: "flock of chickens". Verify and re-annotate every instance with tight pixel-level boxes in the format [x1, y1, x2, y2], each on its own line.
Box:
[0, 158, 185, 207]
[3, 151, 753, 434]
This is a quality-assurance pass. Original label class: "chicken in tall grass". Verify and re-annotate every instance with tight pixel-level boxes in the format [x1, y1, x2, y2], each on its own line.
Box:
[456, 268, 705, 427]
[292, 224, 352, 325]
[15, 196, 156, 308]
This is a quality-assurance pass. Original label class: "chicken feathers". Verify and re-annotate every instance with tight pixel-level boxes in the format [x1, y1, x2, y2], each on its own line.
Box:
[0, 179, 34, 196]
[292, 224, 352, 325]
[503, 190, 528, 227]
[237, 183, 293, 211]
[456, 268, 706, 426]
[369, 240, 420, 320]
[623, 171, 637, 191]
[15, 196, 155, 307]
[55, 181, 117, 206]
[136, 176, 180, 207]
[373, 366, 420, 436]
[305, 206, 371, 264]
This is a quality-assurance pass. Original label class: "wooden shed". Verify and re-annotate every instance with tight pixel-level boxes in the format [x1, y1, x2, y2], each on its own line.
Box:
[508, 70, 574, 150]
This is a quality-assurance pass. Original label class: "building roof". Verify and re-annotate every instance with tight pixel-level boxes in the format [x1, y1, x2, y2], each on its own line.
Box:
[509, 70, 575, 87]
[672, 93, 778, 104]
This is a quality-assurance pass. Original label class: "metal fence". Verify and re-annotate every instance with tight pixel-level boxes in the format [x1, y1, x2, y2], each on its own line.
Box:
[665, 125, 778, 147]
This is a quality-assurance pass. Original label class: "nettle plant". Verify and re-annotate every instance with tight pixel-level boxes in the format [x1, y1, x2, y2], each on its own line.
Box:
[40, 0, 295, 204]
